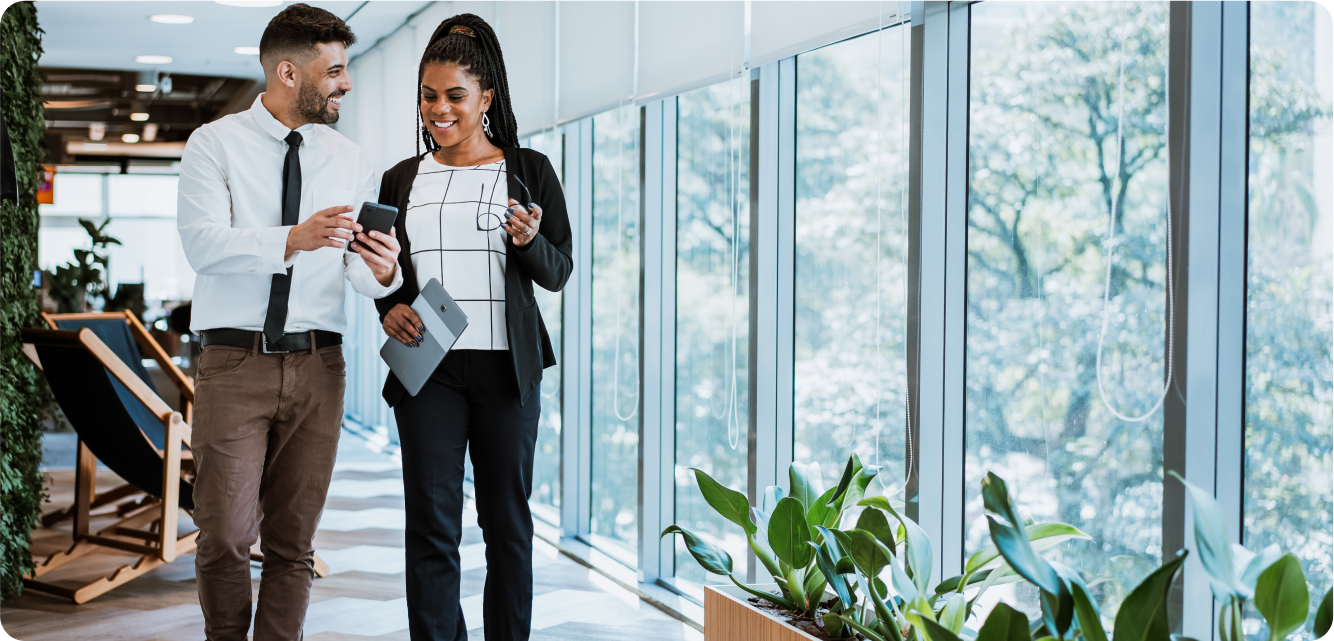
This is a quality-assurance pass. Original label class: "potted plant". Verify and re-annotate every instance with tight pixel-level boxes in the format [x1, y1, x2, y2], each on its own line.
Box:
[665, 457, 1334, 641]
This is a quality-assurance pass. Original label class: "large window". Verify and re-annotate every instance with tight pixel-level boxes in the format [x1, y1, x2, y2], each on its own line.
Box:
[673, 79, 751, 585]
[965, 1, 1170, 616]
[793, 26, 911, 491]
[1245, 3, 1333, 635]
[526, 131, 566, 523]
[589, 106, 641, 558]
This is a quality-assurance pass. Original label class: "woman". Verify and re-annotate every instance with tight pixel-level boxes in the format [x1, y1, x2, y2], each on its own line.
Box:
[371, 13, 571, 641]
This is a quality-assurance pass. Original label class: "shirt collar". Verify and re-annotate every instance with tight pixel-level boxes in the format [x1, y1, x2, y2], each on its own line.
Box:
[250, 93, 317, 144]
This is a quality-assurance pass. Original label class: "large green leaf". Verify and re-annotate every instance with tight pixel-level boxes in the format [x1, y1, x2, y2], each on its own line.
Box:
[835, 466, 881, 514]
[1070, 579, 1108, 641]
[660, 525, 732, 575]
[1253, 553, 1309, 641]
[845, 528, 893, 580]
[976, 603, 1033, 641]
[790, 461, 824, 512]
[1168, 471, 1242, 600]
[909, 609, 964, 641]
[982, 473, 1062, 596]
[864, 495, 934, 593]
[1238, 544, 1282, 594]
[839, 614, 891, 641]
[1112, 552, 1187, 641]
[830, 453, 864, 508]
[692, 468, 757, 537]
[769, 496, 815, 569]
[1314, 588, 1332, 638]
[806, 486, 841, 534]
[857, 506, 898, 555]
[965, 523, 1092, 575]
[811, 539, 853, 608]
[727, 574, 799, 611]
[940, 593, 968, 634]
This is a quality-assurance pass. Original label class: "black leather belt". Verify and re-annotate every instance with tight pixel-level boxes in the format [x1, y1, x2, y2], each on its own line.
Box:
[200, 328, 342, 354]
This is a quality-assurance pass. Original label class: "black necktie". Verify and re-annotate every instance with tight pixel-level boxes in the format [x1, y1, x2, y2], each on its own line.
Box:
[263, 131, 302, 345]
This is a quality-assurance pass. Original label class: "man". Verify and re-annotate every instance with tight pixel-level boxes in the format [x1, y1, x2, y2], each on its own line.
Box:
[176, 5, 402, 640]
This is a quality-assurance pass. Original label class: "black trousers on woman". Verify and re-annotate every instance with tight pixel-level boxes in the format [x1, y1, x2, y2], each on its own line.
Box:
[394, 350, 540, 641]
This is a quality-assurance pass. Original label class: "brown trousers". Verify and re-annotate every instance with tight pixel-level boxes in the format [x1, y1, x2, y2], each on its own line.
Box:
[191, 339, 346, 641]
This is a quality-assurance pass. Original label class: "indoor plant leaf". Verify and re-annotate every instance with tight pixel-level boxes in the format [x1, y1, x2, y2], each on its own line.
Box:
[659, 525, 732, 575]
[863, 494, 934, 593]
[768, 496, 815, 569]
[845, 528, 893, 581]
[982, 472, 1062, 596]
[976, 602, 1033, 641]
[1314, 588, 1332, 638]
[1238, 543, 1282, 593]
[727, 574, 800, 611]
[857, 505, 898, 556]
[806, 486, 841, 534]
[789, 460, 824, 511]
[1252, 553, 1309, 641]
[1112, 551, 1187, 641]
[692, 468, 757, 537]
[940, 592, 969, 634]
[829, 453, 864, 508]
[909, 608, 964, 641]
[965, 523, 1092, 575]
[1070, 579, 1108, 641]
[1168, 471, 1243, 600]
[810, 539, 854, 608]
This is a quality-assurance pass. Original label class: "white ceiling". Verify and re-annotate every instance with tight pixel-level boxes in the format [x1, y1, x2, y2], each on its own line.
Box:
[36, 1, 436, 81]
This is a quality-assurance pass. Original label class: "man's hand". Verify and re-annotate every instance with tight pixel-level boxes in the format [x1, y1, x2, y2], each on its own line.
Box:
[384, 303, 424, 347]
[285, 205, 360, 259]
[352, 226, 401, 287]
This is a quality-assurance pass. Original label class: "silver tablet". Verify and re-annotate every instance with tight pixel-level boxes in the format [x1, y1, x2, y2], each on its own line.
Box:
[379, 278, 469, 396]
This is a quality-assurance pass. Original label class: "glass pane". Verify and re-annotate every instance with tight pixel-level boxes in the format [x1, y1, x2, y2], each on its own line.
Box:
[794, 27, 911, 492]
[1245, 3, 1333, 637]
[965, 1, 1169, 617]
[526, 131, 565, 521]
[590, 106, 640, 555]
[674, 79, 751, 584]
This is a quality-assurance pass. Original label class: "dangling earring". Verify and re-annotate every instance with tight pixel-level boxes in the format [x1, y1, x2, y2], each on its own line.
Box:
[482, 113, 492, 137]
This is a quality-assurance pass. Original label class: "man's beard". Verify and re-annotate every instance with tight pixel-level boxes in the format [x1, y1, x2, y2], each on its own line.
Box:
[293, 82, 341, 125]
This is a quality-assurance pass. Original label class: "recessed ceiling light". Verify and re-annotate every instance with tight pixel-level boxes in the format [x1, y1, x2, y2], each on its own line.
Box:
[130, 113, 149, 122]
[136, 84, 157, 93]
[122, 134, 141, 143]
[234, 46, 260, 56]
[135, 55, 173, 65]
[216, 0, 283, 7]
[150, 14, 193, 24]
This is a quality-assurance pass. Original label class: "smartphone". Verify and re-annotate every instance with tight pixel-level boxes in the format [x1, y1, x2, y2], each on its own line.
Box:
[347, 202, 398, 253]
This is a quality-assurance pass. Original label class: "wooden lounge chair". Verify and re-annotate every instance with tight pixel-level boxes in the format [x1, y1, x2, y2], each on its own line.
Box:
[35, 311, 192, 528]
[21, 325, 328, 604]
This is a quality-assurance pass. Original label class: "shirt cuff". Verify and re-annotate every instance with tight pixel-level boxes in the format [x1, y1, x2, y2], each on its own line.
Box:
[262, 226, 295, 273]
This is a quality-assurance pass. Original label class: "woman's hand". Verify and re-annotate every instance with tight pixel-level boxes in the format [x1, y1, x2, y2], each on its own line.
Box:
[353, 226, 401, 287]
[384, 303, 425, 347]
[502, 199, 542, 247]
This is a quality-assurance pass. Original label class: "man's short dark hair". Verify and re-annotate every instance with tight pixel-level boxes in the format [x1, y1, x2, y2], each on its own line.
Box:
[258, 4, 356, 71]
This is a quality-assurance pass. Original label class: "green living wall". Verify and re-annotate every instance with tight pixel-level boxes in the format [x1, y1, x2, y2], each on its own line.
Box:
[1, 1, 46, 600]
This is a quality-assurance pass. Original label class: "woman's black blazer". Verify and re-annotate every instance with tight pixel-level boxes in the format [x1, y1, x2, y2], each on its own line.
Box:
[374, 147, 573, 408]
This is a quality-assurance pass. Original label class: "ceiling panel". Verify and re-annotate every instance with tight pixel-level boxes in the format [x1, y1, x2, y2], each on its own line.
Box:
[35, 1, 434, 81]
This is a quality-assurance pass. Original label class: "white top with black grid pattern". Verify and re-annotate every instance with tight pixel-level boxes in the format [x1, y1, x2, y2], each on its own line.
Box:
[405, 157, 509, 350]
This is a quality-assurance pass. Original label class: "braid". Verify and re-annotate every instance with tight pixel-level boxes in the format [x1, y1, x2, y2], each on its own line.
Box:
[416, 13, 520, 152]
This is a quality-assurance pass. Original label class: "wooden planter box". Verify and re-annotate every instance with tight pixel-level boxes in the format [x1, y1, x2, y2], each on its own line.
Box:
[704, 584, 822, 641]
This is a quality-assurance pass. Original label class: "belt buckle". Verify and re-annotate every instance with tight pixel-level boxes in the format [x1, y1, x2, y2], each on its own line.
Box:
[261, 338, 288, 354]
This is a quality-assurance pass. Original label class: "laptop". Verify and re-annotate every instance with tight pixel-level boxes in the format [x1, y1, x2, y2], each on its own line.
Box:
[380, 278, 470, 396]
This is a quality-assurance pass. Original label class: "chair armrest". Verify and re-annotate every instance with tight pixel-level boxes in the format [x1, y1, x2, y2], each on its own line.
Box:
[125, 311, 195, 402]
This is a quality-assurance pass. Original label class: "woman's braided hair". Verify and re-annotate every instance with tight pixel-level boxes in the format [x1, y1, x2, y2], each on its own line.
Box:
[417, 14, 520, 154]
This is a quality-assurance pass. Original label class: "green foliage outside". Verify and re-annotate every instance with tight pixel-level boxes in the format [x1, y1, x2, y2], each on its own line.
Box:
[0, 0, 47, 601]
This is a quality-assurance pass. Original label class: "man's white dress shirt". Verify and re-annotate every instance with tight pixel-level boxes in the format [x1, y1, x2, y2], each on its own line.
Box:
[178, 94, 402, 335]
